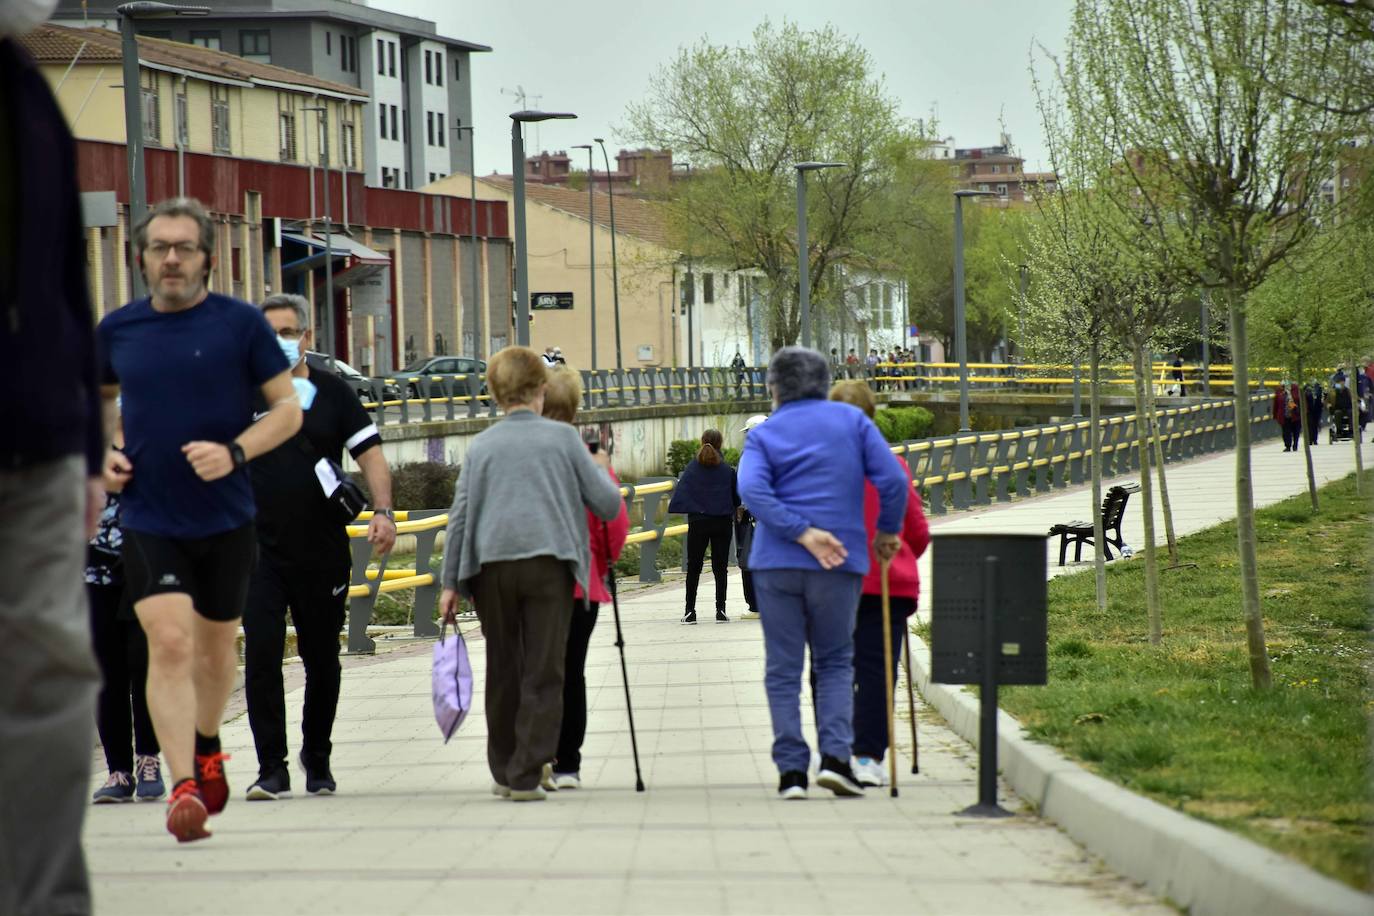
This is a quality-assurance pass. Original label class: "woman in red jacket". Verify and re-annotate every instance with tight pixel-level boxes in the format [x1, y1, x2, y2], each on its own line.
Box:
[830, 381, 930, 788]
[1272, 380, 1302, 452]
[542, 367, 630, 790]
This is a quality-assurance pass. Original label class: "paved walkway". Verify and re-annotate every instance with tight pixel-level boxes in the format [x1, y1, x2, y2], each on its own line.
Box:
[83, 438, 1362, 915]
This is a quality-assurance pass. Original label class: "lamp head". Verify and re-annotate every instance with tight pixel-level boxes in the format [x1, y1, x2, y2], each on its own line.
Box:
[510, 110, 577, 123]
[117, 2, 210, 16]
[955, 189, 998, 198]
[796, 161, 846, 172]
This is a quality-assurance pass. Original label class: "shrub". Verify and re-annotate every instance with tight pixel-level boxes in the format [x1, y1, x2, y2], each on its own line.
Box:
[873, 406, 934, 443]
[667, 441, 741, 475]
[360, 461, 460, 510]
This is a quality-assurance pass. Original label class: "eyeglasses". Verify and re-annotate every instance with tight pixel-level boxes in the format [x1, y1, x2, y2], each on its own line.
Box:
[144, 241, 202, 259]
[276, 328, 306, 340]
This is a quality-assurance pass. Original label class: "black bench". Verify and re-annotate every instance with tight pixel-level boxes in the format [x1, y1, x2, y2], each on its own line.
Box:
[1049, 483, 1140, 566]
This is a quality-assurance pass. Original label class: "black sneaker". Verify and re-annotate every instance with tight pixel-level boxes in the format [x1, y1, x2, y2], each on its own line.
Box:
[816, 756, 865, 797]
[681, 610, 697, 625]
[715, 609, 729, 623]
[299, 752, 337, 795]
[246, 767, 292, 801]
[778, 771, 808, 800]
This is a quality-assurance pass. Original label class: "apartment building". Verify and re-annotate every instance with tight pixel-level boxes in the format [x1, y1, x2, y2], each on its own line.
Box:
[52, 0, 489, 190]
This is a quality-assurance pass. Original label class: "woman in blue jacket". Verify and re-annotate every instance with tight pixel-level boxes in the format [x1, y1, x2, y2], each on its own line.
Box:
[668, 429, 740, 624]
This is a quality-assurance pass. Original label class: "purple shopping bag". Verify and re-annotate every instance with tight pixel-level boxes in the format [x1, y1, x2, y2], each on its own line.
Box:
[432, 621, 474, 742]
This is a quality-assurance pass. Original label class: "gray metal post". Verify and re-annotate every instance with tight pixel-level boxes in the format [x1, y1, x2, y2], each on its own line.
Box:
[797, 172, 811, 348]
[511, 120, 531, 347]
[685, 258, 694, 366]
[573, 146, 596, 369]
[322, 109, 334, 363]
[954, 195, 971, 432]
[596, 139, 623, 370]
[1201, 289, 1211, 397]
[467, 128, 480, 362]
[119, 13, 148, 299]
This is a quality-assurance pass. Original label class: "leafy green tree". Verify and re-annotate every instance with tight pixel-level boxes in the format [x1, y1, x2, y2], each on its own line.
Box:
[626, 21, 940, 350]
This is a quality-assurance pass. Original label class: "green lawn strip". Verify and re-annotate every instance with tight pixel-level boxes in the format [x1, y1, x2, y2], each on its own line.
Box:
[999, 471, 1373, 891]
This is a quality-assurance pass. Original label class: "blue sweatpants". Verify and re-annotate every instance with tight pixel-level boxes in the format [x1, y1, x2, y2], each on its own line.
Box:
[754, 569, 863, 774]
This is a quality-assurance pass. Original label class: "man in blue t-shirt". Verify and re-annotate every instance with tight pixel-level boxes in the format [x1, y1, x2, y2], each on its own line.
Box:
[98, 197, 301, 844]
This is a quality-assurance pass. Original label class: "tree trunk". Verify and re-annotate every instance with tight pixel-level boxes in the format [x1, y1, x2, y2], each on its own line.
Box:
[1143, 364, 1179, 565]
[1090, 340, 1107, 612]
[1297, 358, 1318, 512]
[1351, 353, 1365, 495]
[1227, 296, 1272, 689]
[1131, 342, 1162, 645]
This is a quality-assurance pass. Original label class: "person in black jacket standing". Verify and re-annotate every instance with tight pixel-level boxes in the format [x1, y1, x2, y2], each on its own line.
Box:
[242, 294, 397, 801]
[668, 429, 740, 624]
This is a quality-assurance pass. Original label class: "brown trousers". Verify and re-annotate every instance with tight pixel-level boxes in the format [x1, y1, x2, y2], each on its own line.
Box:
[472, 556, 575, 791]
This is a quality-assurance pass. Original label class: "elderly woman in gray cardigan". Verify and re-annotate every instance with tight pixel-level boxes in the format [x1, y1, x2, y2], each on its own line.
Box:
[439, 347, 623, 801]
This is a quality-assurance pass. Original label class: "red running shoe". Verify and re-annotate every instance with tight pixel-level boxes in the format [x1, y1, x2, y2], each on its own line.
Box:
[195, 751, 231, 815]
[165, 780, 210, 843]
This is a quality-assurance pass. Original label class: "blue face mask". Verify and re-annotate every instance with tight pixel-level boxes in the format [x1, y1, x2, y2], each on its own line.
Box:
[278, 336, 301, 367]
[293, 376, 317, 410]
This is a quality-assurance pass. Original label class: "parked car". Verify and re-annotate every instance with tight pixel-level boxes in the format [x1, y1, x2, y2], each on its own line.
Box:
[305, 351, 402, 407]
[398, 356, 487, 398]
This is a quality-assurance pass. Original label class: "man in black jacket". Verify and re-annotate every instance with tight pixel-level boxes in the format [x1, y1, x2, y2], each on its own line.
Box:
[243, 294, 397, 800]
[0, 12, 104, 913]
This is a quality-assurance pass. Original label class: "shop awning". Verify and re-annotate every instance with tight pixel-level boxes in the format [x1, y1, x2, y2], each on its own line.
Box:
[280, 231, 391, 286]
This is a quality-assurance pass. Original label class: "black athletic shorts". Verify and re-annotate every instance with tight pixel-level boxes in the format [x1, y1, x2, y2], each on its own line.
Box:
[122, 524, 257, 622]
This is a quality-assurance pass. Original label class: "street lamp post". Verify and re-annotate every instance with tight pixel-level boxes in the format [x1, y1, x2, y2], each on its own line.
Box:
[511, 110, 576, 348]
[954, 189, 996, 432]
[672, 161, 694, 366]
[116, 2, 209, 299]
[572, 144, 597, 369]
[795, 161, 845, 349]
[303, 105, 334, 363]
[454, 124, 480, 361]
[1017, 263, 1028, 367]
[594, 138, 623, 370]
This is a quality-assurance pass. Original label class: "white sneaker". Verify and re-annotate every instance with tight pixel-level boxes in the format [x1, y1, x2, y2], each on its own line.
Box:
[852, 756, 886, 787]
[552, 772, 582, 790]
[510, 786, 547, 802]
[540, 763, 559, 792]
[491, 782, 511, 798]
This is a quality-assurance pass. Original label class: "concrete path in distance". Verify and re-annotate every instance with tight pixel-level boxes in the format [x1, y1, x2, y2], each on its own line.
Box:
[83, 436, 1361, 915]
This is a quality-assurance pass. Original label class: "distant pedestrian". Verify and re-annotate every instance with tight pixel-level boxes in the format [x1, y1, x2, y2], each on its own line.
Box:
[739, 347, 908, 800]
[99, 197, 302, 843]
[1304, 380, 1324, 446]
[1, 16, 106, 907]
[732, 350, 749, 396]
[669, 429, 741, 624]
[1272, 380, 1301, 452]
[1171, 355, 1185, 396]
[828, 380, 930, 788]
[542, 346, 558, 367]
[242, 294, 398, 802]
[540, 366, 630, 790]
[439, 347, 623, 801]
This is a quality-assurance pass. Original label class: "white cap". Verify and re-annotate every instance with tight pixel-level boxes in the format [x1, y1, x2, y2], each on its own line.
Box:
[741, 414, 768, 432]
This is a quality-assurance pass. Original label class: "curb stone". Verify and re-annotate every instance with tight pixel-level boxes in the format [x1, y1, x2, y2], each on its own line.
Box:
[908, 633, 1373, 916]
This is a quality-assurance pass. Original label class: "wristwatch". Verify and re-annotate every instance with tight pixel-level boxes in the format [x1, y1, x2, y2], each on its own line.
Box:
[375, 508, 395, 522]
[227, 442, 248, 470]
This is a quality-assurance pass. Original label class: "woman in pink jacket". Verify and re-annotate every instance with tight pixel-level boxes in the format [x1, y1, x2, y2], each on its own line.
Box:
[542, 367, 629, 790]
[830, 381, 930, 788]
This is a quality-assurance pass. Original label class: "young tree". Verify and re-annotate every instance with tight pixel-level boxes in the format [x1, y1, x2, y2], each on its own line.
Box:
[1060, 0, 1365, 688]
[626, 21, 937, 349]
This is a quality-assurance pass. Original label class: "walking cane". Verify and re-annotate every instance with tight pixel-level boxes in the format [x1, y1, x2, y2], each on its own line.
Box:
[902, 628, 920, 774]
[604, 521, 646, 792]
[880, 558, 898, 798]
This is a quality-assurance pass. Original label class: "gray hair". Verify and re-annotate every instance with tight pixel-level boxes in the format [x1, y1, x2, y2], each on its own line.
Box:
[260, 293, 310, 329]
[132, 197, 215, 261]
[767, 346, 830, 404]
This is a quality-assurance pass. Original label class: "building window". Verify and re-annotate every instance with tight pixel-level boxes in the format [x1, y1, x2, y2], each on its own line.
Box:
[388, 41, 396, 77]
[211, 85, 231, 153]
[991, 164, 1000, 174]
[404, 170, 411, 190]
[978, 183, 989, 192]
[377, 38, 385, 74]
[425, 50, 432, 84]
[996, 183, 1008, 197]
[426, 111, 434, 146]
[703, 272, 714, 304]
[279, 111, 297, 161]
[401, 108, 408, 143]
[326, 31, 331, 55]
[437, 113, 445, 147]
[342, 122, 356, 168]
[344, 35, 356, 72]
[435, 53, 443, 86]
[189, 30, 220, 50]
[390, 104, 398, 141]
[428, 172, 436, 183]
[453, 57, 461, 81]
[378, 104, 387, 139]
[175, 93, 188, 146]
[240, 30, 270, 64]
[140, 72, 160, 144]
[882, 283, 893, 326]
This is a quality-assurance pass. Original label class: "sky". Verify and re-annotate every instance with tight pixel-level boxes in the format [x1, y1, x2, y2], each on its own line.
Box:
[383, 0, 1075, 176]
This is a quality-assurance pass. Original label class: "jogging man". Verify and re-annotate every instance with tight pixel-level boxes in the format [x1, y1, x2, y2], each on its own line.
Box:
[243, 294, 397, 801]
[98, 197, 302, 843]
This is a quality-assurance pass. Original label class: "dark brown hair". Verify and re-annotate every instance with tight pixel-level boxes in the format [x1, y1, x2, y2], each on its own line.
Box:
[697, 428, 723, 466]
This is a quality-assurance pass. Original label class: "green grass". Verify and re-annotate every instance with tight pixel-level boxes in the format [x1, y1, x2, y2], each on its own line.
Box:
[1000, 471, 1373, 891]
